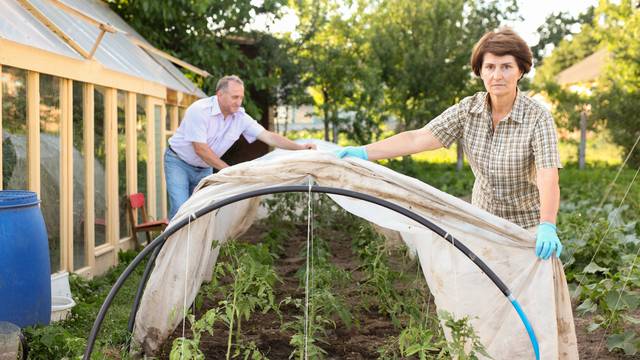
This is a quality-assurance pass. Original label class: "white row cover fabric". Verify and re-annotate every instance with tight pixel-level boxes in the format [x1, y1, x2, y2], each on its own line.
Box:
[133, 142, 578, 359]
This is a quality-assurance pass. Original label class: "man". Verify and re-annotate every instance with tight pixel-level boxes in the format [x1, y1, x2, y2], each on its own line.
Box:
[165, 75, 316, 219]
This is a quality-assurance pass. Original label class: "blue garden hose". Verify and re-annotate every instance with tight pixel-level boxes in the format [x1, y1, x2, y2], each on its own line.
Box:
[509, 294, 540, 360]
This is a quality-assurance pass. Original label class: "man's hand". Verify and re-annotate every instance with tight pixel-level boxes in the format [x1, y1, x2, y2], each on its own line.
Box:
[334, 146, 368, 160]
[300, 143, 317, 150]
[535, 222, 563, 260]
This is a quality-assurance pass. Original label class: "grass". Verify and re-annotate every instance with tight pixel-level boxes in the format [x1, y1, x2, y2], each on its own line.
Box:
[24, 250, 145, 359]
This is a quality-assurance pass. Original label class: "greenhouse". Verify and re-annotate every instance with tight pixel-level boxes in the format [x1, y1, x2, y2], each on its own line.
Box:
[0, 0, 206, 277]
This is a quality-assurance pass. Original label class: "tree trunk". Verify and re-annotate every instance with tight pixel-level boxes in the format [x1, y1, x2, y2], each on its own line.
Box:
[323, 106, 330, 142]
[456, 139, 464, 172]
[579, 111, 587, 170]
[322, 89, 330, 141]
[283, 106, 289, 136]
[331, 110, 338, 143]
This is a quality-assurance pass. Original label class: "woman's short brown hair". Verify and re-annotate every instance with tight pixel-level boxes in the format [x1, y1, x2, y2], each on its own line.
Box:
[470, 27, 532, 76]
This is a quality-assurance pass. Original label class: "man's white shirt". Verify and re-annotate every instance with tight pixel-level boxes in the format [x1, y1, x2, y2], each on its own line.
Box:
[168, 96, 265, 168]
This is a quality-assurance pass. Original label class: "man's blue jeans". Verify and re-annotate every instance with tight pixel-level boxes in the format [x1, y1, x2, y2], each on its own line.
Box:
[164, 149, 213, 219]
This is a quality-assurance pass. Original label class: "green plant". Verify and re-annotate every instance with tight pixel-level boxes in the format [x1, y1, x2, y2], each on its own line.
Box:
[23, 326, 86, 360]
[439, 311, 492, 360]
[397, 320, 443, 359]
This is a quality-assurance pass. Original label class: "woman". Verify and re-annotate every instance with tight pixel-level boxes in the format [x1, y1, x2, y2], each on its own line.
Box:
[337, 28, 562, 260]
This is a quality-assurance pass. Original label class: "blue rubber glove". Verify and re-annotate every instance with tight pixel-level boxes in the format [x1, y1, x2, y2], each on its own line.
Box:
[334, 146, 368, 160]
[535, 222, 563, 260]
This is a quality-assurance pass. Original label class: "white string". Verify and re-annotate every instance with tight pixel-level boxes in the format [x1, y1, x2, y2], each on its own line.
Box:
[181, 213, 194, 359]
[447, 232, 459, 317]
[303, 179, 313, 360]
[593, 240, 640, 357]
[566, 132, 640, 294]
[566, 133, 640, 260]
[571, 162, 640, 299]
[591, 165, 640, 357]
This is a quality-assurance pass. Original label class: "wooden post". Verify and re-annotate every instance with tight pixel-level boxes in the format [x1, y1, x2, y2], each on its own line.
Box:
[27, 71, 40, 195]
[104, 88, 118, 264]
[579, 111, 587, 170]
[159, 103, 167, 219]
[60, 78, 73, 271]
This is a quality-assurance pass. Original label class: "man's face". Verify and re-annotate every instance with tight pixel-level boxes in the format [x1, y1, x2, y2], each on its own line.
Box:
[217, 81, 244, 115]
[480, 53, 522, 98]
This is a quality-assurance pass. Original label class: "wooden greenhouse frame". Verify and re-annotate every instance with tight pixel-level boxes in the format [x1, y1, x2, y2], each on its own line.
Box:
[0, 0, 206, 277]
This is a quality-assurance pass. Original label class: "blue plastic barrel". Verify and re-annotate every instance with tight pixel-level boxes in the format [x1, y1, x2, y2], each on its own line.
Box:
[0, 190, 51, 327]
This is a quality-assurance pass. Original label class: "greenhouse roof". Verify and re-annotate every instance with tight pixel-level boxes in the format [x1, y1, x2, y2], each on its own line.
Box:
[0, 0, 206, 97]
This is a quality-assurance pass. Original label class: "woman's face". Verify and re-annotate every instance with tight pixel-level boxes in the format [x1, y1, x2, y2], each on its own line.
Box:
[480, 53, 522, 98]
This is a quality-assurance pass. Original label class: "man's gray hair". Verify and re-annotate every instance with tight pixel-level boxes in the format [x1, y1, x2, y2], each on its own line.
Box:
[216, 75, 244, 92]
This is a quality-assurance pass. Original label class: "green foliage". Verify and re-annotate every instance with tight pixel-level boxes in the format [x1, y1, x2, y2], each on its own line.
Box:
[23, 326, 86, 360]
[171, 240, 280, 359]
[287, 0, 520, 143]
[107, 0, 294, 117]
[533, 1, 640, 166]
[591, 1, 640, 167]
[24, 250, 143, 359]
[556, 164, 640, 356]
[397, 321, 442, 359]
[531, 7, 595, 66]
[439, 311, 492, 360]
[368, 0, 519, 132]
[607, 330, 640, 356]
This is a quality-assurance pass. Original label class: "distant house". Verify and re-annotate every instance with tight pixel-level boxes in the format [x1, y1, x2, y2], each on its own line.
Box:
[556, 48, 609, 89]
[1, 0, 207, 277]
[274, 104, 324, 132]
[555, 48, 610, 168]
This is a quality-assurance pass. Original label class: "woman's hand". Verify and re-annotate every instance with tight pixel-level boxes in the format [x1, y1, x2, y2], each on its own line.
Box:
[535, 222, 563, 260]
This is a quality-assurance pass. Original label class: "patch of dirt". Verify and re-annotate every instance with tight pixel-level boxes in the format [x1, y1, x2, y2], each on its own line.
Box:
[159, 221, 406, 359]
[574, 310, 639, 359]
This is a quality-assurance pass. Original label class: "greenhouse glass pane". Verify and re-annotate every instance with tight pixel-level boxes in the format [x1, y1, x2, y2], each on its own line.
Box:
[72, 82, 86, 269]
[94, 86, 107, 247]
[39, 74, 61, 273]
[2, 66, 28, 190]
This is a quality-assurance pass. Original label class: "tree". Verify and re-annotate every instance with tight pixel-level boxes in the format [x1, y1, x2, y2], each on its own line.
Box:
[288, 0, 375, 142]
[107, 0, 293, 118]
[368, 0, 519, 132]
[592, 1, 640, 167]
[531, 7, 595, 66]
[532, 11, 601, 134]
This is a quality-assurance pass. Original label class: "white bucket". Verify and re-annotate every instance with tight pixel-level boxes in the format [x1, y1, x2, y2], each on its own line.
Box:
[51, 271, 72, 298]
[51, 296, 76, 322]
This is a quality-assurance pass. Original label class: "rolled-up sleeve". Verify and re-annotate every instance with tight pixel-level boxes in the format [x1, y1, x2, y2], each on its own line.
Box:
[532, 111, 562, 169]
[241, 115, 266, 143]
[424, 102, 464, 148]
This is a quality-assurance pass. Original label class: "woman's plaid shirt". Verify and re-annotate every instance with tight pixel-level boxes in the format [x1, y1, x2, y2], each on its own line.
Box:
[425, 91, 562, 228]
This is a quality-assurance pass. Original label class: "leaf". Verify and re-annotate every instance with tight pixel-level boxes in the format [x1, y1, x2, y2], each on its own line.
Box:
[621, 314, 640, 325]
[583, 262, 609, 274]
[576, 298, 597, 314]
[622, 234, 640, 245]
[607, 331, 638, 355]
[586, 322, 601, 332]
[605, 291, 625, 311]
